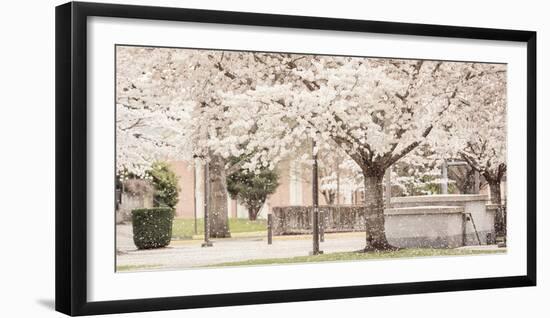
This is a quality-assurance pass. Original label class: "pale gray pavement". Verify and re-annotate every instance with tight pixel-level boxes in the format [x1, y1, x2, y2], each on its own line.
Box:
[116, 224, 503, 271]
[116, 224, 366, 270]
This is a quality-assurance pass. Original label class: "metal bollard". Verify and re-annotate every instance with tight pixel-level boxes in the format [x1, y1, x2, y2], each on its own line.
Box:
[267, 214, 273, 245]
[319, 211, 325, 242]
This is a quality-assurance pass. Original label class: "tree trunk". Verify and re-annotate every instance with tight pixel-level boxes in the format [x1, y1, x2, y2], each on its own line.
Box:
[488, 180, 505, 237]
[321, 190, 335, 205]
[362, 170, 398, 251]
[208, 155, 231, 238]
[248, 207, 259, 221]
[488, 180, 502, 205]
[461, 169, 477, 194]
[448, 166, 477, 194]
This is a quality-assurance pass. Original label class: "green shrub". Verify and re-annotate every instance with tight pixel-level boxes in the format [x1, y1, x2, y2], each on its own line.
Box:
[227, 156, 279, 220]
[147, 162, 180, 209]
[131, 207, 174, 249]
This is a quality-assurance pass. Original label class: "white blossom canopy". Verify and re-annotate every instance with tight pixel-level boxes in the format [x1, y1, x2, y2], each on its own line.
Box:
[116, 46, 507, 180]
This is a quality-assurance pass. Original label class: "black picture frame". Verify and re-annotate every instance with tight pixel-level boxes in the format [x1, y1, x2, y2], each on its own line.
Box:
[55, 1, 537, 316]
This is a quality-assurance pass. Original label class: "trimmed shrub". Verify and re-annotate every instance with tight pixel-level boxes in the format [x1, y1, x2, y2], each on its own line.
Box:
[131, 207, 174, 249]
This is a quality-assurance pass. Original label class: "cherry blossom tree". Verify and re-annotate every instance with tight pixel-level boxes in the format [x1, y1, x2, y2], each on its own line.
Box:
[223, 56, 501, 251]
[316, 147, 360, 205]
[182, 51, 317, 236]
[446, 65, 507, 234]
[116, 47, 194, 177]
[116, 47, 310, 237]
[118, 46, 507, 250]
[117, 46, 245, 237]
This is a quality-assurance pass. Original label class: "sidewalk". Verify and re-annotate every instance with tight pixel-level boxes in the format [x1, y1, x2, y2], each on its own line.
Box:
[116, 224, 366, 270]
[116, 225, 505, 271]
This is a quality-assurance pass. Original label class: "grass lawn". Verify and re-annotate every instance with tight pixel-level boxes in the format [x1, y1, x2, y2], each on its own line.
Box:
[172, 218, 267, 240]
[209, 248, 506, 267]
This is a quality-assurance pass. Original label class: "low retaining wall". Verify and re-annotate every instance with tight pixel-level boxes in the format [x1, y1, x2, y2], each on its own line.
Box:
[271, 194, 495, 248]
[385, 206, 465, 248]
[392, 195, 494, 246]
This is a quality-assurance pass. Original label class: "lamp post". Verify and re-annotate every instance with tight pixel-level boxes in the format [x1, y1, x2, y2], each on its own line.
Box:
[311, 139, 322, 255]
[385, 167, 391, 208]
[193, 163, 198, 235]
[201, 162, 213, 247]
[441, 160, 448, 194]
[336, 151, 341, 206]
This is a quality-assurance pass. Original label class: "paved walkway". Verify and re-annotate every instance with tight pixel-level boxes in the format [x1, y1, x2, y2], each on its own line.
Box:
[116, 225, 505, 271]
[116, 224, 366, 270]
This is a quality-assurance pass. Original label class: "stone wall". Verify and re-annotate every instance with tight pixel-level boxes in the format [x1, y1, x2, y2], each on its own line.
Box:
[271, 194, 495, 248]
[385, 206, 465, 248]
[391, 194, 494, 245]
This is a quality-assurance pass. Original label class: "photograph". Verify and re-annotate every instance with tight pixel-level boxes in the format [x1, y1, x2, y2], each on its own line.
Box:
[114, 45, 508, 272]
[1, 0, 544, 317]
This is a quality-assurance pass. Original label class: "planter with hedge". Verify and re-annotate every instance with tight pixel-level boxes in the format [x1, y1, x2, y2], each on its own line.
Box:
[131, 207, 174, 249]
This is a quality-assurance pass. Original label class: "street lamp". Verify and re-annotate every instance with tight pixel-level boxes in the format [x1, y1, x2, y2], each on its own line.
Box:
[311, 139, 323, 255]
[201, 162, 213, 247]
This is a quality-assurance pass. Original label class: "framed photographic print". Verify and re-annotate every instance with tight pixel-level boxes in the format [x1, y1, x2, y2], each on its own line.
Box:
[55, 1, 536, 316]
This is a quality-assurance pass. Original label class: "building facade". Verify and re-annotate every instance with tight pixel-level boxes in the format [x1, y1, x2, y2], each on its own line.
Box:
[167, 160, 507, 220]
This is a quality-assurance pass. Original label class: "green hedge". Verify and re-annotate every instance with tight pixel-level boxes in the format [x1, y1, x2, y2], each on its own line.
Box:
[131, 208, 174, 249]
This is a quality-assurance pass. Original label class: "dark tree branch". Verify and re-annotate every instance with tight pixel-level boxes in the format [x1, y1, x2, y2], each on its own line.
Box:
[120, 118, 143, 131]
[386, 124, 433, 168]
[460, 151, 481, 172]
